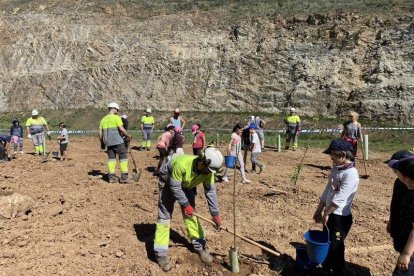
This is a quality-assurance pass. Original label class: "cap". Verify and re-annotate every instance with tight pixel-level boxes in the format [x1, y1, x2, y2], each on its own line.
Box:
[31, 109, 39, 116]
[174, 108, 180, 114]
[146, 108, 152, 113]
[323, 139, 353, 154]
[120, 114, 128, 119]
[191, 124, 199, 134]
[250, 115, 255, 121]
[166, 124, 175, 130]
[249, 124, 257, 130]
[290, 107, 296, 112]
[388, 156, 414, 170]
[384, 150, 413, 164]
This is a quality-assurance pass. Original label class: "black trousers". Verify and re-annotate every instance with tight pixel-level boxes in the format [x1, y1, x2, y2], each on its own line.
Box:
[323, 213, 353, 276]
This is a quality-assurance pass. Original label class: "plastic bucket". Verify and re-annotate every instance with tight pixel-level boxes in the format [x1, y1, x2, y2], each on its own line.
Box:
[225, 155, 236, 169]
[304, 229, 330, 264]
[52, 151, 59, 157]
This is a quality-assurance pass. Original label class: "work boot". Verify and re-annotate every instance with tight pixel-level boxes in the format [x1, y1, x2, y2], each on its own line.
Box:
[146, 147, 150, 151]
[120, 173, 129, 184]
[198, 250, 213, 263]
[156, 256, 172, 272]
[258, 165, 265, 174]
[222, 176, 229, 183]
[108, 174, 118, 183]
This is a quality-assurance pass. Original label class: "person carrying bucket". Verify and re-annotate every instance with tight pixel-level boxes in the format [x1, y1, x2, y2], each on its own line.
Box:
[153, 147, 224, 271]
[140, 108, 155, 151]
[312, 139, 360, 276]
[387, 155, 414, 275]
[222, 123, 251, 184]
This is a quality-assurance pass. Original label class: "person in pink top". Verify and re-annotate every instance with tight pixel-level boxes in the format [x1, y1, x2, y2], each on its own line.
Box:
[192, 124, 205, 156]
[222, 123, 251, 184]
[155, 124, 175, 175]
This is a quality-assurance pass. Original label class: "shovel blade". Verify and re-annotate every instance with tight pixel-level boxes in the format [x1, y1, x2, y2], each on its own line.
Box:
[132, 168, 142, 183]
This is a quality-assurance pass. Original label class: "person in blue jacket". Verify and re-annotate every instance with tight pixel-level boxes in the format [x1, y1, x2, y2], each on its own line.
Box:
[10, 118, 24, 154]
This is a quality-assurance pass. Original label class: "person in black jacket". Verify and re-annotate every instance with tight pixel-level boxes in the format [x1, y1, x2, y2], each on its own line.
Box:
[386, 150, 414, 253]
[10, 118, 24, 154]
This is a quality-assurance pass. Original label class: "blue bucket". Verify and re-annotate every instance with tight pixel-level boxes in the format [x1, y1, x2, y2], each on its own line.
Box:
[304, 229, 330, 264]
[224, 155, 236, 169]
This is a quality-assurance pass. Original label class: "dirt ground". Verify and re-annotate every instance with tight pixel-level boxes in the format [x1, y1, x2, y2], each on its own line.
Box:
[0, 136, 400, 275]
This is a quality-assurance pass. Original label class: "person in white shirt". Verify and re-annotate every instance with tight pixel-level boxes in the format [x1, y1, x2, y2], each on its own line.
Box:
[249, 124, 265, 174]
[313, 139, 360, 276]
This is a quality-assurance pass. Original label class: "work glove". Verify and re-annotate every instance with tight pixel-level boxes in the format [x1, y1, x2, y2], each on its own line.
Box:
[47, 131, 51, 136]
[212, 215, 222, 231]
[27, 134, 32, 139]
[182, 205, 195, 217]
[100, 141, 106, 150]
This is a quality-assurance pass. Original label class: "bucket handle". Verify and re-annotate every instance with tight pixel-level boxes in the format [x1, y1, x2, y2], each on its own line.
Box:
[308, 224, 330, 243]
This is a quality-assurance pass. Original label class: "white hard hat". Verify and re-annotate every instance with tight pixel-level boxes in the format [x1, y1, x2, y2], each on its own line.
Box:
[108, 102, 120, 110]
[204, 147, 224, 174]
[174, 108, 180, 114]
[290, 107, 296, 112]
[146, 108, 152, 113]
[31, 109, 39, 116]
[250, 115, 255, 121]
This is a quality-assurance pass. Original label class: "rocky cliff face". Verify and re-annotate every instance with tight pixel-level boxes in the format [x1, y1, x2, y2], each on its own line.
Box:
[0, 1, 413, 123]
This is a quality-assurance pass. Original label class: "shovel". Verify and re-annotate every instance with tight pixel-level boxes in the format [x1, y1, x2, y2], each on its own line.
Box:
[129, 148, 141, 183]
[41, 134, 53, 163]
[194, 212, 281, 257]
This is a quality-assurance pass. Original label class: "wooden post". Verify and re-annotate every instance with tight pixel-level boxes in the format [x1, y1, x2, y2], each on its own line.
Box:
[277, 134, 281, 152]
[216, 132, 219, 147]
[363, 134, 369, 160]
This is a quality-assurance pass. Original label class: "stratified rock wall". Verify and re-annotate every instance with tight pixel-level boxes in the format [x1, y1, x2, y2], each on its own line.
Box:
[0, 2, 413, 123]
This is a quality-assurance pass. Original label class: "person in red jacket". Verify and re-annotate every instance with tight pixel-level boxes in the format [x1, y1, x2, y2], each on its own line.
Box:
[192, 124, 205, 156]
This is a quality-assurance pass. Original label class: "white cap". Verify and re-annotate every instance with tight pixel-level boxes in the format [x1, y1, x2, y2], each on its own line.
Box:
[108, 102, 120, 110]
[290, 107, 296, 112]
[146, 108, 152, 113]
[250, 115, 255, 121]
[31, 109, 39, 116]
[121, 114, 127, 119]
[174, 108, 180, 114]
[204, 147, 224, 174]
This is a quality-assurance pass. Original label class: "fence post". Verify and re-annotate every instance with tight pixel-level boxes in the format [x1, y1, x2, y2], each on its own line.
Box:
[363, 134, 369, 160]
[277, 134, 281, 152]
[216, 132, 219, 147]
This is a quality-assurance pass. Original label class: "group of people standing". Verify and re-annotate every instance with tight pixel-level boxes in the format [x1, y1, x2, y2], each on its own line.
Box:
[0, 109, 69, 162]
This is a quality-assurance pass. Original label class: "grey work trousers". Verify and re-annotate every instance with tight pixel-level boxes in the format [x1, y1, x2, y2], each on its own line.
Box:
[251, 152, 263, 171]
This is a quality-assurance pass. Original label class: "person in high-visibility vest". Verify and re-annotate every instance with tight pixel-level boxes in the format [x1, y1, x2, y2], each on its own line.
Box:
[99, 102, 132, 184]
[154, 147, 224, 272]
[25, 109, 51, 156]
[140, 108, 154, 151]
[284, 107, 301, 151]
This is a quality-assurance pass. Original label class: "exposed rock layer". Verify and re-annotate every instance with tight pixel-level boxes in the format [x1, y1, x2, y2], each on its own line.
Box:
[0, 2, 413, 123]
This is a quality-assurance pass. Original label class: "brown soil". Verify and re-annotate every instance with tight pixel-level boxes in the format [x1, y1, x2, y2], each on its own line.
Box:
[0, 137, 398, 275]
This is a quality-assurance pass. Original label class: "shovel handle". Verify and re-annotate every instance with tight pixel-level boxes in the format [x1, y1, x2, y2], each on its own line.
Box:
[128, 148, 138, 170]
[193, 212, 281, 257]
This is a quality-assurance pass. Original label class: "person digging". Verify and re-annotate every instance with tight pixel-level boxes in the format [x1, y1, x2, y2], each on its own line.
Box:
[153, 147, 224, 272]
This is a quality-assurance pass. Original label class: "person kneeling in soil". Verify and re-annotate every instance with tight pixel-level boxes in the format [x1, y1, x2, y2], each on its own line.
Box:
[153, 147, 224, 272]
[387, 156, 414, 275]
[313, 139, 360, 276]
